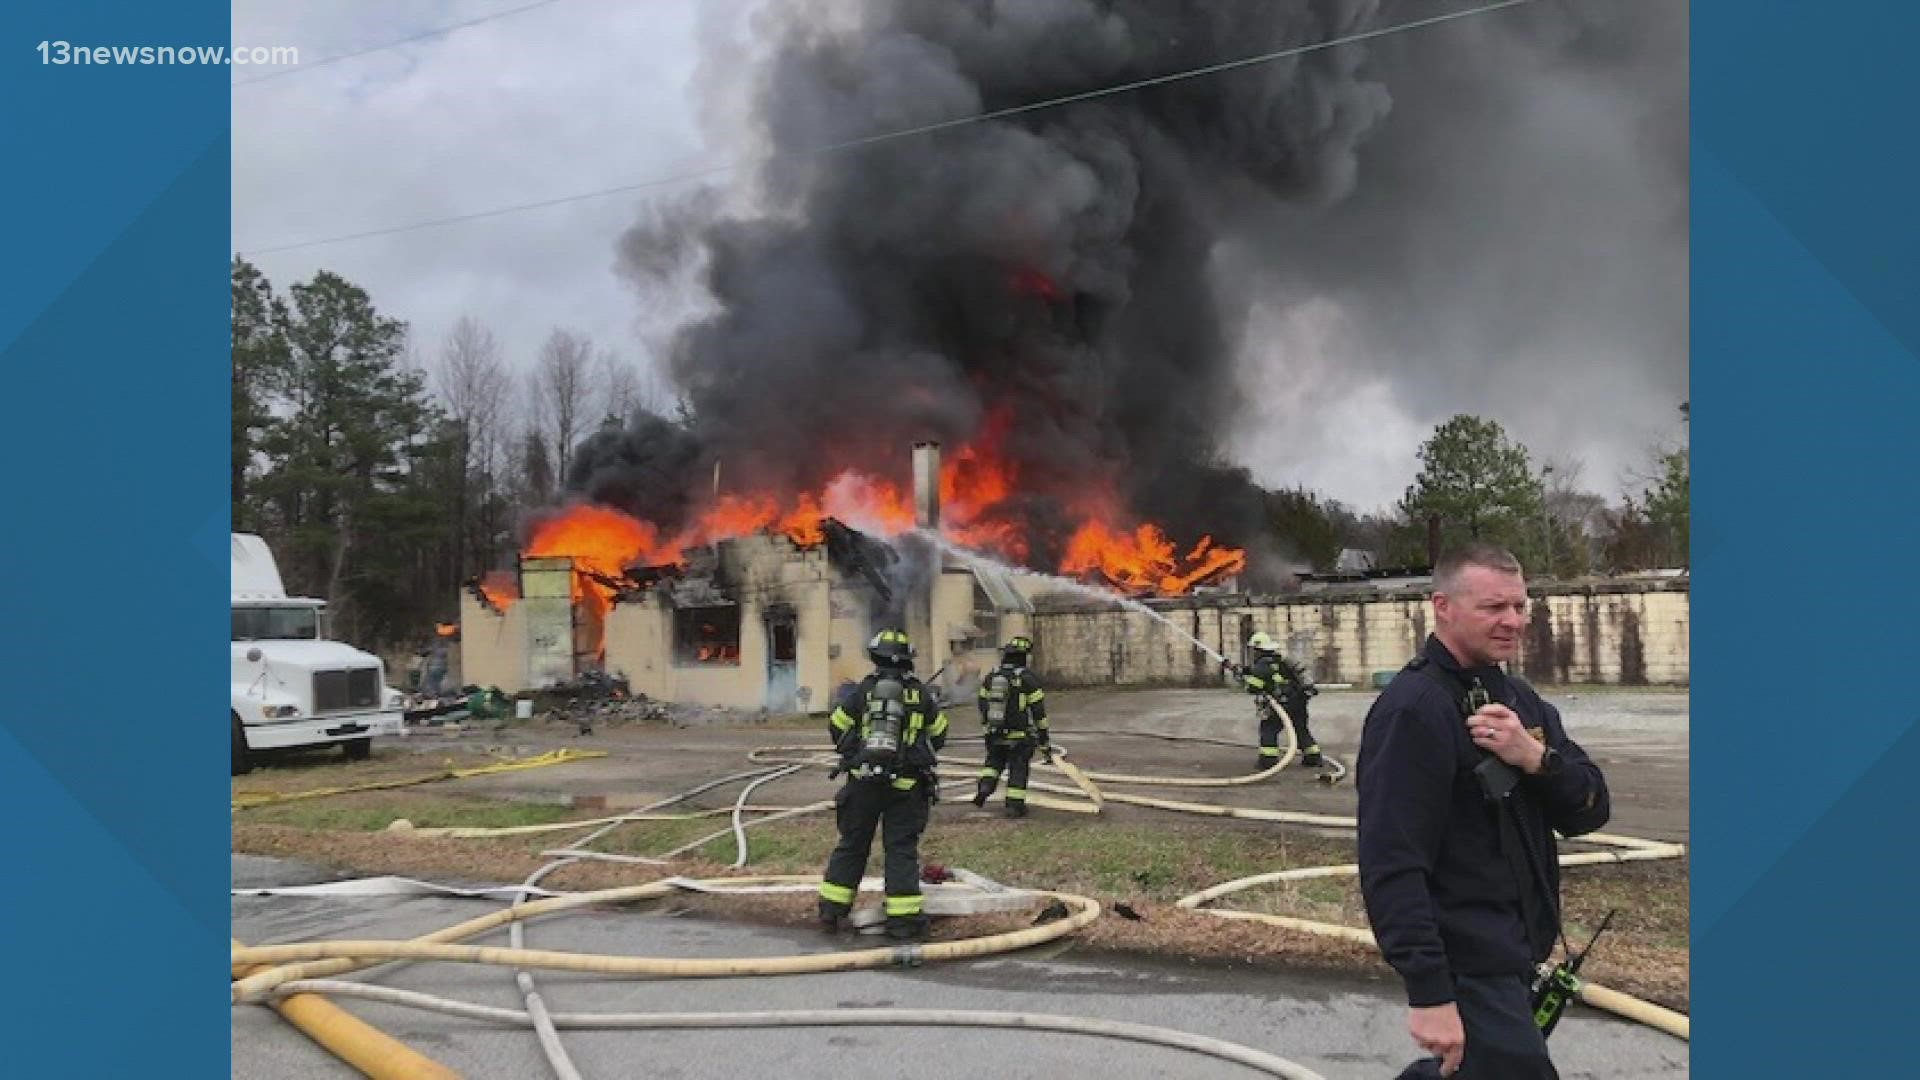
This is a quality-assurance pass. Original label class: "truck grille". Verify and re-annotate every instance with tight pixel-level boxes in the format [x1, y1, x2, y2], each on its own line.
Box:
[314, 668, 381, 712]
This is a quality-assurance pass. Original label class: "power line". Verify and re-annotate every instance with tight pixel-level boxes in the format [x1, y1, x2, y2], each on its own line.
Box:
[240, 0, 1538, 255]
[235, 0, 570, 87]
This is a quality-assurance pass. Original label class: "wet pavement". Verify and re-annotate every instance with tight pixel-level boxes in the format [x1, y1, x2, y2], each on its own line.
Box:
[232, 855, 1690, 1079]
[420, 687, 1690, 843]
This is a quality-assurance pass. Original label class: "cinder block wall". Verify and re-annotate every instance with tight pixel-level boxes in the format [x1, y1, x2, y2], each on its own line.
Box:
[458, 594, 528, 693]
[1029, 581, 1689, 688]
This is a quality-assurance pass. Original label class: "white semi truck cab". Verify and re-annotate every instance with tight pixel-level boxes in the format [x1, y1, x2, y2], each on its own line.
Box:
[231, 533, 404, 775]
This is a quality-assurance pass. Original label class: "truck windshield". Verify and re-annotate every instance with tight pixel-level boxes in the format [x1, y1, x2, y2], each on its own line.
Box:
[232, 606, 321, 641]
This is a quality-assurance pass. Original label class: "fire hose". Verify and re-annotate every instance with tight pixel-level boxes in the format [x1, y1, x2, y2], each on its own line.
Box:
[376, 732, 1689, 1040]
[232, 748, 606, 809]
[730, 722, 1687, 1040]
[232, 877, 1102, 1002]
[1031, 697, 1345, 787]
[248, 707, 1685, 1075]
[262, 981, 1328, 1080]
[497, 764, 818, 1080]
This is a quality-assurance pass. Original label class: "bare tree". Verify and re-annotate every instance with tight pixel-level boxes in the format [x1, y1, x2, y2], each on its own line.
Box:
[435, 317, 510, 475]
[536, 328, 593, 485]
[1541, 457, 1602, 534]
[1537, 456, 1609, 577]
[518, 424, 555, 507]
[433, 317, 510, 577]
[599, 347, 639, 426]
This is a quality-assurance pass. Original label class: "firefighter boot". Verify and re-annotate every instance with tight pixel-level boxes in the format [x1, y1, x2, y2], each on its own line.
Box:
[1004, 799, 1028, 819]
[817, 898, 850, 934]
[1300, 745, 1325, 769]
[885, 914, 930, 942]
[972, 775, 995, 808]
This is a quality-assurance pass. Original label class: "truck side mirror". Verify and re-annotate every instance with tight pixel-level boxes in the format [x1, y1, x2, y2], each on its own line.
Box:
[246, 648, 263, 662]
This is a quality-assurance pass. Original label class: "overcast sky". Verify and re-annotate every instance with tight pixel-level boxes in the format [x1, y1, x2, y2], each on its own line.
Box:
[232, 0, 1687, 514]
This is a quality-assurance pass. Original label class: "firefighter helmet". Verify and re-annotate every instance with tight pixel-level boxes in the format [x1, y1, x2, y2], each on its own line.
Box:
[867, 628, 915, 669]
[1247, 631, 1279, 654]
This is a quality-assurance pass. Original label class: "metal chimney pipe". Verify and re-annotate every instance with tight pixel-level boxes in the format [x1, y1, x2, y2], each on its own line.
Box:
[907, 442, 941, 675]
[912, 442, 941, 531]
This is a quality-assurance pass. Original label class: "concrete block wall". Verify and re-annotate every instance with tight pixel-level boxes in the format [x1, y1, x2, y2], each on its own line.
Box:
[1519, 587, 1689, 686]
[459, 594, 529, 693]
[603, 535, 840, 712]
[1030, 580, 1689, 688]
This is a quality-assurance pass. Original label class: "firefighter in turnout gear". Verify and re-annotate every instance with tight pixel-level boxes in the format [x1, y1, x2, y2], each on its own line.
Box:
[817, 629, 950, 941]
[971, 635, 1049, 818]
[1240, 631, 1323, 769]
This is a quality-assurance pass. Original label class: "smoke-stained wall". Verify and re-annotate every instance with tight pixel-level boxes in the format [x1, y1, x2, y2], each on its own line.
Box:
[1030, 579, 1689, 687]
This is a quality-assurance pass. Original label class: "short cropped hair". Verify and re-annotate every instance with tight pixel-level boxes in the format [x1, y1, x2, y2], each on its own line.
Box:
[1433, 542, 1523, 595]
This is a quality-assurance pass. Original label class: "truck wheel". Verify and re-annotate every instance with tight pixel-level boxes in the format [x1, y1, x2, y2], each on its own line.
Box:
[343, 737, 372, 761]
[231, 713, 253, 776]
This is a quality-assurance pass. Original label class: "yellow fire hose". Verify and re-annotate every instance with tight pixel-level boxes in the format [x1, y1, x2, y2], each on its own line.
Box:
[683, 734, 1690, 1042]
[232, 748, 607, 809]
[263, 982, 1329, 1080]
[232, 876, 1099, 1004]
[1036, 691, 1305, 787]
[1172, 838, 1691, 1040]
[257, 717, 1687, 1046]
[1031, 696, 1307, 787]
[1184, 908, 1690, 1041]
[234, 939, 462, 1079]
[386, 803, 809, 839]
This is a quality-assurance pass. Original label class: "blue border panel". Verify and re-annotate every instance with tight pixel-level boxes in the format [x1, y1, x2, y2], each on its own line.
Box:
[1695, 1, 1920, 1074]
[1, 2, 229, 1075]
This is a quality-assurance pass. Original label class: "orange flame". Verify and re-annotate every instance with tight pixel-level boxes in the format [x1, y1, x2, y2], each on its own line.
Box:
[526, 505, 677, 619]
[1061, 520, 1247, 596]
[495, 407, 1244, 602]
[937, 408, 1029, 561]
[780, 493, 827, 546]
[478, 570, 519, 611]
[435, 622, 458, 638]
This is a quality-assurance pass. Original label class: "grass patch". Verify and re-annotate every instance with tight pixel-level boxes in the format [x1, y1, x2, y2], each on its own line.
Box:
[1216, 848, 1690, 1008]
[231, 746, 512, 798]
[237, 792, 586, 832]
[233, 794, 1689, 1010]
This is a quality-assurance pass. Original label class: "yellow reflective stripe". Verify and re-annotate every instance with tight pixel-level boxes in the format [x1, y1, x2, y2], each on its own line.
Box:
[885, 894, 923, 916]
[1005, 787, 1026, 799]
[978, 767, 1000, 779]
[830, 707, 854, 732]
[1259, 747, 1281, 757]
[818, 882, 855, 905]
[1304, 744, 1321, 754]
[891, 776, 918, 790]
[1244, 675, 1266, 690]
[1028, 688, 1045, 703]
[928, 710, 950, 738]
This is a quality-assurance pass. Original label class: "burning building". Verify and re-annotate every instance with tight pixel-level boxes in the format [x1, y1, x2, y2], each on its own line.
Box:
[463, 1, 1682, 700]
[460, 443, 1055, 710]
